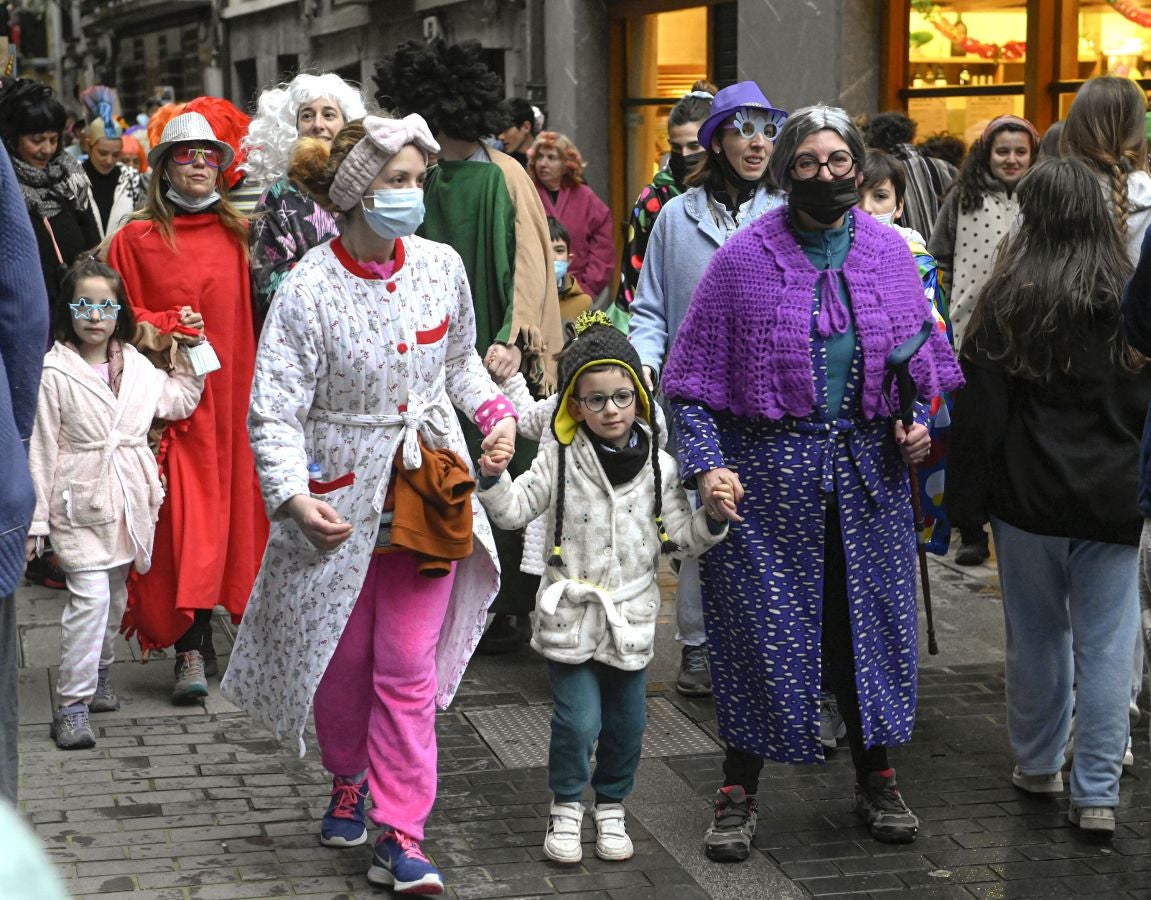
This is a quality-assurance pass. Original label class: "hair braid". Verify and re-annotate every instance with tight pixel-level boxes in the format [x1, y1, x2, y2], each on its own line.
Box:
[548, 446, 567, 567]
[648, 414, 680, 555]
[1110, 163, 1130, 235]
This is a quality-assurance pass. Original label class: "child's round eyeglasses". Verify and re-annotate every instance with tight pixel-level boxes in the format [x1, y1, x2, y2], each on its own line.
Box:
[791, 150, 857, 181]
[573, 389, 636, 412]
[69, 297, 121, 320]
[170, 146, 223, 168]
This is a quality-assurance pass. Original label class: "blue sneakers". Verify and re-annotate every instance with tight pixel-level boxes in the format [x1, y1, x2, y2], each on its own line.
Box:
[366, 829, 444, 895]
[319, 775, 369, 847]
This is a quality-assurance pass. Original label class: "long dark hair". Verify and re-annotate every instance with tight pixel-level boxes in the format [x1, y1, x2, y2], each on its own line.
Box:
[966, 157, 1141, 380]
[955, 121, 1036, 214]
[54, 256, 136, 345]
[1060, 76, 1149, 237]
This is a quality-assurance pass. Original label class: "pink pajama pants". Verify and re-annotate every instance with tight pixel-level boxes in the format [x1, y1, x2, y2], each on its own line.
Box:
[313, 550, 455, 841]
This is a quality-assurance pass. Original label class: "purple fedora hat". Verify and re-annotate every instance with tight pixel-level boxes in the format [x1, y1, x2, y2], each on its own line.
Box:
[697, 81, 788, 150]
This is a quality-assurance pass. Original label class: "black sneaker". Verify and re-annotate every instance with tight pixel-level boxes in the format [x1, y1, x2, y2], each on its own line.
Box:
[26, 550, 67, 589]
[676, 644, 712, 697]
[703, 785, 757, 862]
[954, 540, 989, 566]
[854, 771, 919, 844]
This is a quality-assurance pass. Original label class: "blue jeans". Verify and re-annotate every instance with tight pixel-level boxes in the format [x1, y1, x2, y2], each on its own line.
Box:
[547, 659, 647, 803]
[992, 517, 1139, 807]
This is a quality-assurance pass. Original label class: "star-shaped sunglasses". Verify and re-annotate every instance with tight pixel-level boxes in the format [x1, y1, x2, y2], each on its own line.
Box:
[69, 297, 121, 320]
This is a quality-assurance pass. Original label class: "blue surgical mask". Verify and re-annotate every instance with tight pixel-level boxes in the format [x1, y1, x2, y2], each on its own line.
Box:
[554, 258, 569, 288]
[361, 188, 425, 239]
[873, 210, 896, 227]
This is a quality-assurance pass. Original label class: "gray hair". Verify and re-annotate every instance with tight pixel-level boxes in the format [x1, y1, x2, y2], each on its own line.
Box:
[769, 105, 866, 192]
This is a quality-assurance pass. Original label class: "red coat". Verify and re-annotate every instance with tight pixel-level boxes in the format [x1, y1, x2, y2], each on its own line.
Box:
[536, 182, 617, 298]
[107, 214, 268, 652]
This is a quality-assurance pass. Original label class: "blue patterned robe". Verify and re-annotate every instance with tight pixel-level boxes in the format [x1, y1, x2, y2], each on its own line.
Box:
[673, 297, 921, 767]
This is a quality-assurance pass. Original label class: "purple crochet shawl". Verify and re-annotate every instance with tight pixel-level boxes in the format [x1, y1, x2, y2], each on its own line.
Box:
[662, 207, 963, 420]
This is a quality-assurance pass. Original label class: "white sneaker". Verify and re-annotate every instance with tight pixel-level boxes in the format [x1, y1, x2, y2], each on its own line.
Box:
[1123, 736, 1134, 769]
[592, 803, 634, 861]
[543, 801, 584, 864]
[1011, 766, 1063, 795]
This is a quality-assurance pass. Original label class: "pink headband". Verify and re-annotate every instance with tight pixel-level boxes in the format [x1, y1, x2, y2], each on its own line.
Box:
[328, 114, 440, 210]
[981, 114, 1040, 148]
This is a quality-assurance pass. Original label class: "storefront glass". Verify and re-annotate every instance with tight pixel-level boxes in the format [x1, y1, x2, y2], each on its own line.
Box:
[903, 2, 1151, 142]
[622, 6, 709, 213]
[906, 2, 1029, 146]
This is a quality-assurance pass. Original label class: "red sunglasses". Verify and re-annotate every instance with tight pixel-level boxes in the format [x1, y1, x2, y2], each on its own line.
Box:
[170, 146, 223, 168]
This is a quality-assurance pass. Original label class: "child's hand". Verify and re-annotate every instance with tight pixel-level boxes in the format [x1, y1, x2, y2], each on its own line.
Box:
[479, 436, 514, 477]
[25, 535, 39, 562]
[707, 477, 744, 524]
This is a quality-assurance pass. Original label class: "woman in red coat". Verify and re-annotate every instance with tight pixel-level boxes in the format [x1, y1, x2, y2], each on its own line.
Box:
[528, 132, 616, 299]
[106, 111, 268, 702]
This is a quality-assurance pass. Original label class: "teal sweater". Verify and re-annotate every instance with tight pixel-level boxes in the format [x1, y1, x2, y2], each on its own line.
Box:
[796, 219, 855, 419]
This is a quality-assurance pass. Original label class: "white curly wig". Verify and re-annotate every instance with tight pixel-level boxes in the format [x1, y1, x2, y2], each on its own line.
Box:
[240, 73, 368, 186]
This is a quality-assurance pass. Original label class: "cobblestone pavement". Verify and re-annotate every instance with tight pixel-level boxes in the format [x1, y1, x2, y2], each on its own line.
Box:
[12, 557, 1151, 899]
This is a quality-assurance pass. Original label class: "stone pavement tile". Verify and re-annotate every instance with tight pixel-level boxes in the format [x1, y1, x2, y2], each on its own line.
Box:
[184, 881, 294, 899]
[65, 874, 139, 894]
[136, 869, 241, 890]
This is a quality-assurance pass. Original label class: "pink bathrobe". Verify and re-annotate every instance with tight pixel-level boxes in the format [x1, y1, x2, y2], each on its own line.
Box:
[27, 342, 204, 574]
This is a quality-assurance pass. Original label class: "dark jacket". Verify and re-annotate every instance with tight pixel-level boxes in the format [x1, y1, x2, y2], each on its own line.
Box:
[1122, 225, 1151, 519]
[0, 147, 50, 594]
[950, 311, 1151, 545]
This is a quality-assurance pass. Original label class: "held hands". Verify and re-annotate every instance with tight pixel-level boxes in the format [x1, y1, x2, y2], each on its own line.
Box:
[699, 467, 745, 524]
[894, 420, 931, 465]
[284, 494, 354, 552]
[479, 416, 517, 478]
[484, 343, 522, 382]
[25, 535, 39, 562]
[173, 305, 205, 346]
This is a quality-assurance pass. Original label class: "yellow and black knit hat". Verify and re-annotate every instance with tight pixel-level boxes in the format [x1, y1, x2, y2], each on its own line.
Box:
[546, 311, 675, 567]
[550, 311, 653, 446]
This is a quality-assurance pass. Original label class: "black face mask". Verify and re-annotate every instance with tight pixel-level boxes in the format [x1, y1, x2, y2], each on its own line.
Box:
[788, 175, 860, 226]
[668, 150, 706, 185]
[713, 148, 761, 197]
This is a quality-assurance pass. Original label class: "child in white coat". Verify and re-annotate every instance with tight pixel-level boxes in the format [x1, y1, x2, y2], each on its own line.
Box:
[26, 257, 204, 750]
[477, 312, 733, 864]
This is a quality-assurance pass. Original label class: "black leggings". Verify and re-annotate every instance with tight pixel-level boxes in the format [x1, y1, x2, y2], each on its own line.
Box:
[723, 501, 890, 793]
[173, 608, 214, 653]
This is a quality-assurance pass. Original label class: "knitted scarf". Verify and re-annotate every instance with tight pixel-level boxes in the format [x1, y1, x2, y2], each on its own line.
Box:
[11, 152, 90, 219]
[662, 207, 963, 420]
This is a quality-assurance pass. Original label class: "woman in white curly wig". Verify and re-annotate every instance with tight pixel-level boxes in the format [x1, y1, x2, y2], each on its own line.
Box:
[243, 73, 368, 320]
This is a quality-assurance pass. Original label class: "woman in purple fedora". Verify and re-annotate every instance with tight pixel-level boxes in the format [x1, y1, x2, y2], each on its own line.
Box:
[629, 81, 786, 700]
[660, 105, 963, 859]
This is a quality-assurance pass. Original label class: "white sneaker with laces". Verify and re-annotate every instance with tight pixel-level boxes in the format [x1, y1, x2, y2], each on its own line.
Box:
[592, 803, 633, 861]
[543, 801, 584, 864]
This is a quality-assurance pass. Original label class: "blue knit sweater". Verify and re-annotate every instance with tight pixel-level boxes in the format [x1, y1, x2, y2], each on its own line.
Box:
[0, 147, 50, 595]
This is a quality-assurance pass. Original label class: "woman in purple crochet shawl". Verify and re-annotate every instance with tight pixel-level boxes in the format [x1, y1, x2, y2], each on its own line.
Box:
[661, 106, 963, 857]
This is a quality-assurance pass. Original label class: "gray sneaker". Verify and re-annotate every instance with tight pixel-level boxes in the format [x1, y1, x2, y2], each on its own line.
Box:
[172, 650, 209, 704]
[854, 771, 919, 844]
[676, 644, 712, 697]
[89, 668, 120, 713]
[820, 691, 846, 749]
[51, 703, 96, 750]
[703, 785, 757, 862]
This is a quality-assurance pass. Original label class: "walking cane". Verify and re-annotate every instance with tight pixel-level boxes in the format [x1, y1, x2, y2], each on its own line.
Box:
[884, 320, 940, 655]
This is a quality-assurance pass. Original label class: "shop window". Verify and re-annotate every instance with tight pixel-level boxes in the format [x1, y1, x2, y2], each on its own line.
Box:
[623, 5, 710, 212]
[905, 2, 1028, 147]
